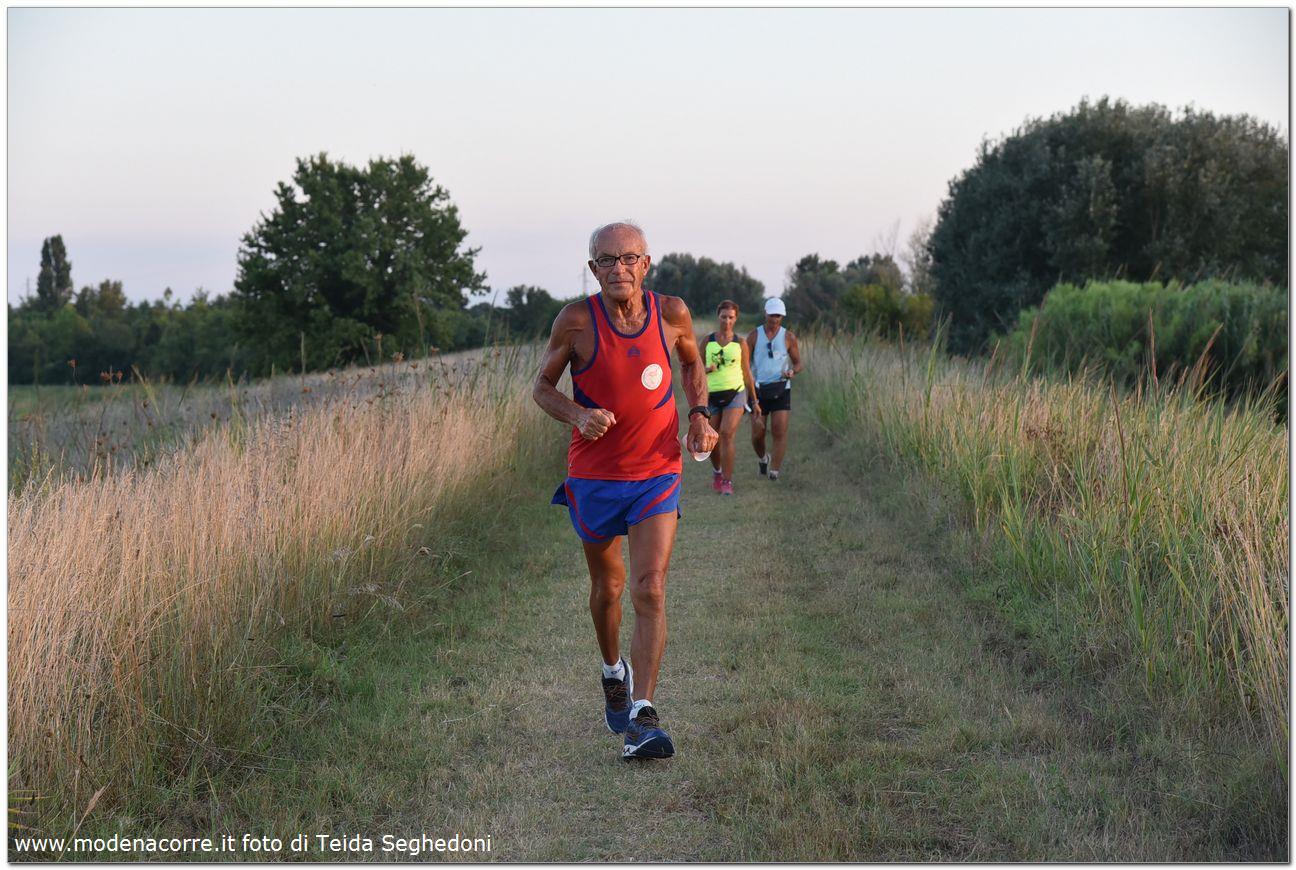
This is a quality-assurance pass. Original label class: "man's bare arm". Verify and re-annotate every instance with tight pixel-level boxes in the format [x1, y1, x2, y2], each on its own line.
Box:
[786, 331, 804, 377]
[660, 295, 718, 454]
[662, 297, 706, 410]
[532, 304, 615, 440]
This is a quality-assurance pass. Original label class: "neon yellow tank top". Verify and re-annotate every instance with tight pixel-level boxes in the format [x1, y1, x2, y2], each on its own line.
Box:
[704, 334, 744, 392]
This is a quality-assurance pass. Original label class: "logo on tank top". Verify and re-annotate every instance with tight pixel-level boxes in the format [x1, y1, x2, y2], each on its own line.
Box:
[627, 346, 641, 358]
[640, 363, 663, 390]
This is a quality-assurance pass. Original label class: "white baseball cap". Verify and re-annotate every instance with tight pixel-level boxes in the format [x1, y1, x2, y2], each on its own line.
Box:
[765, 297, 787, 316]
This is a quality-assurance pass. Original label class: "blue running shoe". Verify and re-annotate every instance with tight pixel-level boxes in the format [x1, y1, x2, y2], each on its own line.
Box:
[602, 658, 634, 734]
[623, 703, 675, 759]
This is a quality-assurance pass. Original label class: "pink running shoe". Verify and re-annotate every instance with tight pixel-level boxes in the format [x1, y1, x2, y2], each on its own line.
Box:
[712, 469, 723, 492]
[720, 479, 734, 496]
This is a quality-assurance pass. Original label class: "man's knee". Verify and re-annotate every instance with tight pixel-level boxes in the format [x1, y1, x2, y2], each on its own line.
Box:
[629, 569, 667, 611]
[590, 571, 625, 607]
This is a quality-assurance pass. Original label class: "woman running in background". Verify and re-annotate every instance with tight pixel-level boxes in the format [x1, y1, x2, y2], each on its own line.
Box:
[702, 300, 759, 496]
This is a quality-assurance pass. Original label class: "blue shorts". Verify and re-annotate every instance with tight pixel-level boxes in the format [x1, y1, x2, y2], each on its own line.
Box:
[551, 473, 682, 544]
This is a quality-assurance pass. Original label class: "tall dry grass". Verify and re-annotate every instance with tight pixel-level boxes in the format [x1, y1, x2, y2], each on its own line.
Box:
[808, 333, 1289, 750]
[9, 347, 504, 485]
[8, 345, 552, 829]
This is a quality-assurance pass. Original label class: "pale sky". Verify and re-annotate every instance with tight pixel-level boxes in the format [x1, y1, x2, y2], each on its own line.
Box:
[6, 7, 1289, 307]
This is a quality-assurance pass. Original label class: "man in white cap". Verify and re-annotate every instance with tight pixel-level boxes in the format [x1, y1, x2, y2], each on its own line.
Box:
[745, 297, 802, 481]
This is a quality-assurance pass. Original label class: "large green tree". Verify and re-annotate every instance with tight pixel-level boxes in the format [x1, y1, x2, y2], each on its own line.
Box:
[783, 254, 846, 322]
[929, 98, 1289, 353]
[501, 285, 565, 339]
[35, 235, 74, 312]
[233, 153, 485, 374]
[644, 253, 764, 316]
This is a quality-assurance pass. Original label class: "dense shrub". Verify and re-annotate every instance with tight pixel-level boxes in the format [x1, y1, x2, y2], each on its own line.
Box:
[1000, 279, 1287, 403]
[840, 283, 934, 340]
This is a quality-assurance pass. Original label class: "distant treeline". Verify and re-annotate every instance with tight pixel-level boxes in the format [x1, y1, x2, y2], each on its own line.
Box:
[9, 282, 251, 385]
[7, 153, 573, 385]
[6, 271, 570, 385]
[9, 97, 1289, 399]
[646, 249, 934, 339]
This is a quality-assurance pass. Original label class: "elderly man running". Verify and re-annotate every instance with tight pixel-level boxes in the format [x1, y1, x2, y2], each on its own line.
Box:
[746, 297, 803, 481]
[533, 220, 718, 760]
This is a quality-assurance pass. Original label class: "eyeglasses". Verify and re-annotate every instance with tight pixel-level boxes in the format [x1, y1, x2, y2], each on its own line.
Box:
[592, 253, 646, 269]
[767, 341, 774, 358]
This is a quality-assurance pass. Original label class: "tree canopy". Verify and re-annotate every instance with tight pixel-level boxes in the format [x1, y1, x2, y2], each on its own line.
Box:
[784, 253, 905, 323]
[929, 97, 1289, 353]
[643, 253, 764, 316]
[35, 235, 74, 313]
[233, 153, 485, 374]
[499, 285, 566, 339]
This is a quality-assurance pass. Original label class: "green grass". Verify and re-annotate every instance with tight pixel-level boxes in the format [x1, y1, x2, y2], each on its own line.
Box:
[23, 393, 1281, 860]
[12, 346, 1284, 861]
[805, 331, 1287, 855]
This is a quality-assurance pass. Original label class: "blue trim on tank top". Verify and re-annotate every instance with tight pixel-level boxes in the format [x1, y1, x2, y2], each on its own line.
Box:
[652, 384, 675, 409]
[653, 292, 671, 358]
[596, 290, 652, 339]
[572, 382, 601, 409]
[652, 292, 674, 408]
[570, 296, 600, 376]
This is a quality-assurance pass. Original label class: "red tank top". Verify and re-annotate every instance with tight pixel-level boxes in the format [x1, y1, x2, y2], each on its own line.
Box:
[567, 290, 682, 480]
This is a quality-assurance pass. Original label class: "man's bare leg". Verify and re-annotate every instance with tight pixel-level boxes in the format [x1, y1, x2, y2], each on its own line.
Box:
[625, 510, 678, 701]
[582, 536, 626, 666]
[770, 409, 791, 472]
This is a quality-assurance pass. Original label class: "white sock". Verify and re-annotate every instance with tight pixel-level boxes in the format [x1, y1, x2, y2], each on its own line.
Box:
[602, 658, 625, 681]
[631, 698, 654, 717]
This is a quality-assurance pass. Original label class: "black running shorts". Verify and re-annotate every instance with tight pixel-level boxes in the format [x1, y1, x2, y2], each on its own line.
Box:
[756, 381, 791, 415]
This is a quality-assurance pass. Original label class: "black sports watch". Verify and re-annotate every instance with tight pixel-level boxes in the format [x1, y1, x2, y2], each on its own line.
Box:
[688, 405, 711, 420]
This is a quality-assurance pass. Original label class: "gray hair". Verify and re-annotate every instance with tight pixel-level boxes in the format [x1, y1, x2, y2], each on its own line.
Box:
[588, 220, 649, 260]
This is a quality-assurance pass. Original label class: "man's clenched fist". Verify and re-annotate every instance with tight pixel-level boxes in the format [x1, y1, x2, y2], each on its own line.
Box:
[577, 407, 617, 440]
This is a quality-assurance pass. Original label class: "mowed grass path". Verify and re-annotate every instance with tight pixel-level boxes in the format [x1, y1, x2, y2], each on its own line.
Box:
[199, 410, 1233, 861]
